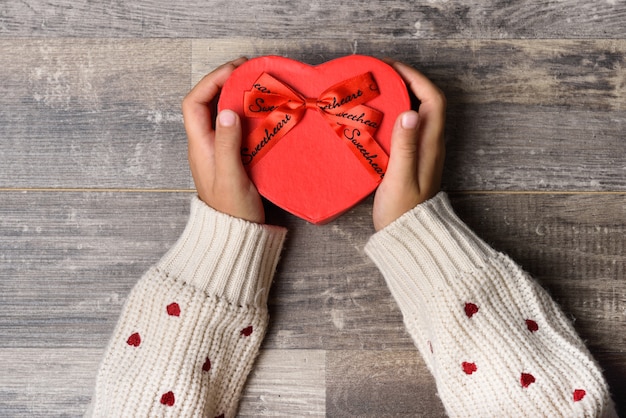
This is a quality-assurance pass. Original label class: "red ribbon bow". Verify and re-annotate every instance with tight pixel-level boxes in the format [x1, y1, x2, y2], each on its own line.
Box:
[241, 72, 388, 181]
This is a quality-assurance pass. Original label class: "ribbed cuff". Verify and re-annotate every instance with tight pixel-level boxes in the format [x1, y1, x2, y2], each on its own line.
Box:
[157, 197, 287, 308]
[364, 192, 496, 307]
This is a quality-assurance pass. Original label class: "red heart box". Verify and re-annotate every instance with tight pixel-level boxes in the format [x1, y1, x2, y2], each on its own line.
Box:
[218, 55, 410, 224]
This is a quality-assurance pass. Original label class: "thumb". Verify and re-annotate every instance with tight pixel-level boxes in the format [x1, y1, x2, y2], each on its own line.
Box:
[384, 110, 420, 183]
[214, 109, 246, 178]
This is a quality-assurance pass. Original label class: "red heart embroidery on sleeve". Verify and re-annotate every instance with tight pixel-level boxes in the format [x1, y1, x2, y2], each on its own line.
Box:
[202, 357, 212, 372]
[520, 373, 536, 388]
[240, 326, 253, 337]
[573, 389, 586, 402]
[126, 332, 141, 347]
[160, 391, 175, 406]
[462, 362, 477, 375]
[525, 319, 539, 332]
[464, 303, 479, 318]
[167, 302, 181, 317]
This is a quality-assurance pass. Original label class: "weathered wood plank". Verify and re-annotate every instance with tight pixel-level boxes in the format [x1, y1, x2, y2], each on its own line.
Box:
[0, 348, 102, 417]
[325, 350, 626, 417]
[0, 39, 192, 189]
[2, 192, 622, 354]
[0, 348, 325, 417]
[443, 105, 626, 191]
[1, 348, 621, 418]
[326, 350, 447, 417]
[195, 39, 626, 192]
[1, 39, 624, 191]
[448, 194, 626, 349]
[1, 0, 625, 39]
[1, 0, 624, 416]
[265, 193, 626, 354]
[239, 350, 325, 417]
[0, 191, 191, 349]
[0, 191, 624, 414]
[597, 352, 626, 417]
[193, 39, 626, 110]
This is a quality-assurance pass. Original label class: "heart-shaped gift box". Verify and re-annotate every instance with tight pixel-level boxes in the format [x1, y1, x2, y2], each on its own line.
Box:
[218, 55, 410, 224]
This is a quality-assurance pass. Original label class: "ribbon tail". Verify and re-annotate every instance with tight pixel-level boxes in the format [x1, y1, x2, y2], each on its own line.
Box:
[241, 106, 303, 169]
[324, 104, 383, 136]
[334, 125, 388, 182]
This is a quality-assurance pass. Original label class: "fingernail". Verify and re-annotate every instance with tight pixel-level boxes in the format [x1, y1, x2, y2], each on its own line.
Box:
[401, 111, 419, 129]
[218, 110, 237, 127]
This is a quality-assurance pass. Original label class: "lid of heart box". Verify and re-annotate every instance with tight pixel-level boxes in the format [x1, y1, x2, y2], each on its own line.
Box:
[218, 55, 410, 224]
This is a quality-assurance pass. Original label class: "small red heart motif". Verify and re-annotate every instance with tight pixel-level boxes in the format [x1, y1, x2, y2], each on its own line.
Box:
[464, 302, 479, 318]
[462, 362, 477, 375]
[526, 319, 539, 332]
[520, 372, 536, 388]
[160, 391, 175, 406]
[219, 55, 410, 224]
[240, 326, 253, 337]
[167, 302, 181, 317]
[202, 357, 211, 372]
[126, 332, 141, 347]
[573, 389, 586, 402]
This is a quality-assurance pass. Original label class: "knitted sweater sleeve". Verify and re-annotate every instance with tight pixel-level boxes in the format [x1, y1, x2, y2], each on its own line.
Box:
[88, 197, 287, 418]
[364, 192, 616, 418]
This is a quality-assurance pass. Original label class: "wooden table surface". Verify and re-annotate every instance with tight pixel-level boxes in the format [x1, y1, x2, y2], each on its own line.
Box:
[1, 1, 624, 416]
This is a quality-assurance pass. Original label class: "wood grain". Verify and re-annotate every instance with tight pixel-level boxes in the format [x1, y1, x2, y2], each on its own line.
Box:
[443, 105, 626, 191]
[0, 39, 192, 189]
[2, 2, 625, 415]
[239, 350, 325, 417]
[325, 350, 626, 418]
[193, 39, 626, 110]
[326, 350, 447, 417]
[0, 191, 190, 349]
[1, 0, 625, 39]
[195, 39, 626, 192]
[0, 348, 102, 417]
[0, 193, 624, 413]
[1, 39, 624, 191]
[0, 348, 324, 417]
[262, 194, 626, 354]
[2, 192, 622, 351]
[447, 194, 626, 351]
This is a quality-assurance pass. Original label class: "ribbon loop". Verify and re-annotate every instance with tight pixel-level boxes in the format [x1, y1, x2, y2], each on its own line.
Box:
[241, 72, 389, 181]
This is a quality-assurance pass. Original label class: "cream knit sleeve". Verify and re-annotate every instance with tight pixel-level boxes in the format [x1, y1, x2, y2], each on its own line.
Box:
[364, 192, 616, 418]
[88, 197, 286, 418]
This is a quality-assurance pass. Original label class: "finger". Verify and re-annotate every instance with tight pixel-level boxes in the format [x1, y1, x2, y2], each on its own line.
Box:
[182, 57, 248, 141]
[388, 61, 446, 195]
[214, 109, 247, 181]
[388, 61, 445, 109]
[185, 57, 248, 107]
[393, 62, 445, 146]
[416, 125, 446, 197]
[390, 61, 445, 133]
[384, 110, 420, 185]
